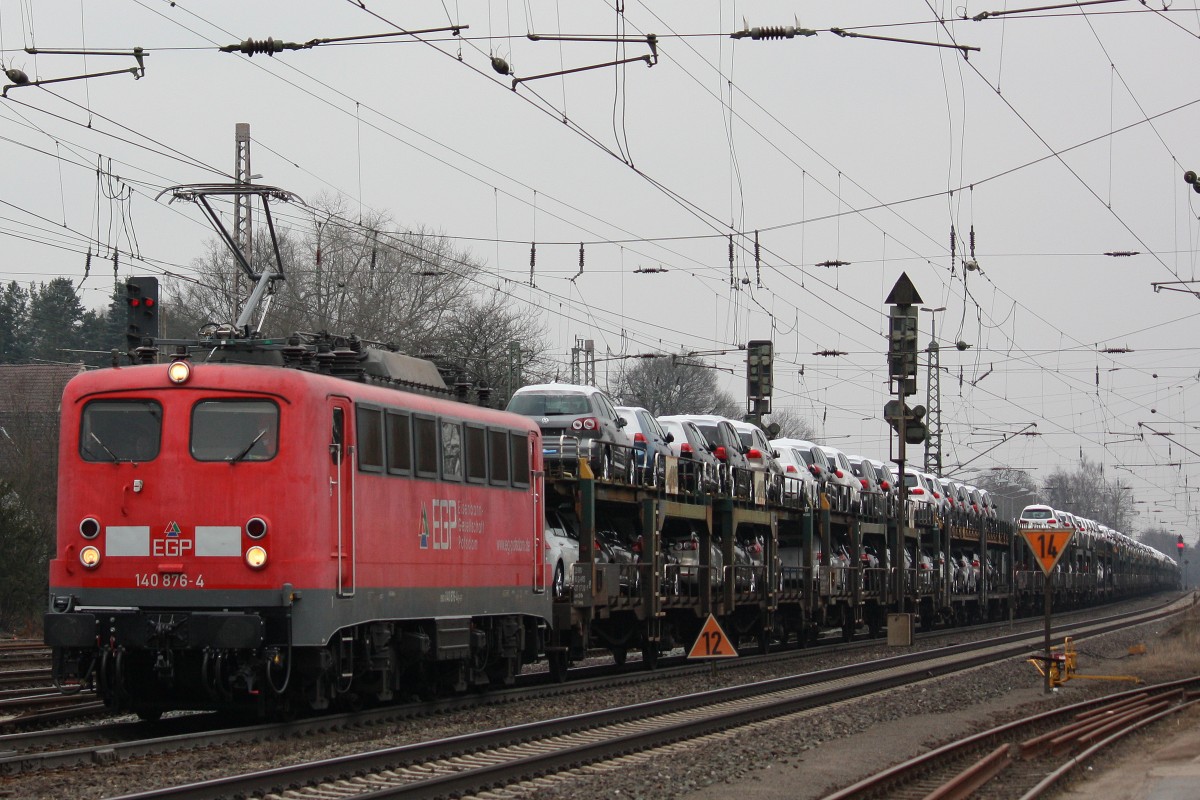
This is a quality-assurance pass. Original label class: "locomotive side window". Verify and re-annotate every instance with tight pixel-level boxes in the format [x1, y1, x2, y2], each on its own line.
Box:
[356, 405, 384, 473]
[488, 429, 510, 485]
[385, 410, 413, 475]
[464, 423, 487, 484]
[331, 407, 344, 465]
[440, 420, 463, 482]
[511, 431, 530, 488]
[80, 400, 162, 463]
[414, 415, 438, 478]
[191, 400, 279, 462]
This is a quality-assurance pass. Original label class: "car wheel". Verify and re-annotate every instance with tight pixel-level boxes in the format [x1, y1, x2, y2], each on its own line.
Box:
[599, 448, 612, 480]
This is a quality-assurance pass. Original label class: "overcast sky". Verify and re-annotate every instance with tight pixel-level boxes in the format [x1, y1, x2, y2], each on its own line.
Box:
[3, 1, 1199, 538]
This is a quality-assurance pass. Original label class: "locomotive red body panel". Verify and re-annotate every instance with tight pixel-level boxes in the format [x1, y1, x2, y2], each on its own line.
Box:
[46, 359, 550, 714]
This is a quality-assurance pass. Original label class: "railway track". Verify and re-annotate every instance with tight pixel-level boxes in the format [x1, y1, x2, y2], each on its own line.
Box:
[83, 599, 1183, 800]
[823, 678, 1200, 799]
[1, 596, 1170, 781]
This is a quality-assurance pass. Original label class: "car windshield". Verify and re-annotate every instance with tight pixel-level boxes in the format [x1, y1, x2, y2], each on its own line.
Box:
[694, 423, 719, 447]
[1023, 508, 1053, 519]
[508, 392, 590, 416]
[737, 431, 753, 447]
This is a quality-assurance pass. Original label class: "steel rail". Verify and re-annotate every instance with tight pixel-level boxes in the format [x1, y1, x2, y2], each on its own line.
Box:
[1, 597, 1180, 782]
[103, 602, 1186, 800]
[821, 678, 1200, 799]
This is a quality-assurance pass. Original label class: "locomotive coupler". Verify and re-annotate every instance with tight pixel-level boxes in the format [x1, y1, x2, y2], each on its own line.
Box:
[152, 649, 175, 683]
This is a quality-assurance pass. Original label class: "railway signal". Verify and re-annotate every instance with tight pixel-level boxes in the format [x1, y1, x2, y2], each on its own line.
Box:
[883, 399, 927, 445]
[124, 276, 160, 353]
[746, 339, 773, 420]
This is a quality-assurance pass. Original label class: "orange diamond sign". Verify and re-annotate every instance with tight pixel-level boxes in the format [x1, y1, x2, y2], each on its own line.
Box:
[687, 614, 738, 659]
[1020, 527, 1075, 576]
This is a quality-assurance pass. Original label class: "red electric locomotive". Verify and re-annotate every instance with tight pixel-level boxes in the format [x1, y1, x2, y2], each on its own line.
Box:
[45, 339, 552, 719]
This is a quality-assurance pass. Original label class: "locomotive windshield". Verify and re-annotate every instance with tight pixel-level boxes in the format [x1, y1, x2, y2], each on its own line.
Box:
[191, 399, 279, 462]
[80, 400, 162, 462]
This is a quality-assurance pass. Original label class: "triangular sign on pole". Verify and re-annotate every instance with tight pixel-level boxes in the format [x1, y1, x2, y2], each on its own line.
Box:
[885, 272, 924, 306]
[687, 614, 738, 659]
[1019, 527, 1075, 576]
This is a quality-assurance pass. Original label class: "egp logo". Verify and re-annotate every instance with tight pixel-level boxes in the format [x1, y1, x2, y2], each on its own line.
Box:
[421, 500, 456, 551]
[153, 521, 192, 557]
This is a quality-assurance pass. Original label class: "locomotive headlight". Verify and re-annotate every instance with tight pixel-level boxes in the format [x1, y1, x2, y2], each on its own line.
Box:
[79, 545, 101, 569]
[245, 545, 268, 569]
[167, 360, 192, 385]
[79, 517, 100, 539]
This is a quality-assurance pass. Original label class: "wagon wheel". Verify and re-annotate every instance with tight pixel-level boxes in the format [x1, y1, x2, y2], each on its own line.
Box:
[611, 647, 628, 666]
[641, 642, 660, 670]
[552, 561, 566, 598]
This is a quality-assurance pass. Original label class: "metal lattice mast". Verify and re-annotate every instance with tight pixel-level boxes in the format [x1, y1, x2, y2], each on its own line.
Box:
[924, 339, 942, 475]
[571, 337, 595, 385]
[233, 123, 253, 270]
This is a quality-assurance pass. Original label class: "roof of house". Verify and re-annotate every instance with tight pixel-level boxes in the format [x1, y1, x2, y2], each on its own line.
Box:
[0, 364, 87, 415]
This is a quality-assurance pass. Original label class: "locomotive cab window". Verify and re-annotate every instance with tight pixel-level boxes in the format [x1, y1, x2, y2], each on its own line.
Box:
[464, 423, 487, 484]
[414, 415, 438, 478]
[356, 405, 384, 473]
[510, 431, 530, 488]
[440, 420, 463, 482]
[80, 400, 162, 463]
[488, 429, 510, 485]
[385, 410, 413, 475]
[191, 400, 279, 462]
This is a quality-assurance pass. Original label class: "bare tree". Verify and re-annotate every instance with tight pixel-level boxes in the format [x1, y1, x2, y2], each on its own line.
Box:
[1042, 457, 1135, 532]
[160, 196, 548, 373]
[765, 407, 819, 440]
[434, 291, 553, 406]
[613, 355, 740, 416]
[972, 468, 1040, 523]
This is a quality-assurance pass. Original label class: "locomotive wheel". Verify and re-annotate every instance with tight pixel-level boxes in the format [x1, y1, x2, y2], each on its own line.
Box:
[134, 706, 163, 722]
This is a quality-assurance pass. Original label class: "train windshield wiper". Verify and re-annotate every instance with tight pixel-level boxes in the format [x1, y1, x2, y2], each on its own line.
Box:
[87, 432, 122, 462]
[228, 429, 267, 463]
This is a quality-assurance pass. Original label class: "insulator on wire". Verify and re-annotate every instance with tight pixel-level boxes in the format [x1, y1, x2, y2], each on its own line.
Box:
[529, 242, 536, 287]
[225, 37, 287, 57]
[728, 234, 735, 287]
[969, 225, 976, 257]
[754, 230, 761, 288]
[579, 243, 584, 269]
[731, 24, 815, 40]
[112, 250, 119, 276]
